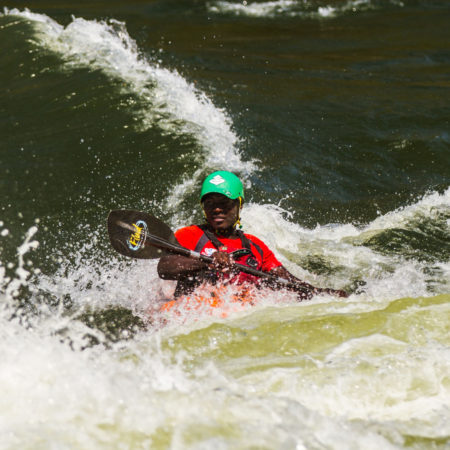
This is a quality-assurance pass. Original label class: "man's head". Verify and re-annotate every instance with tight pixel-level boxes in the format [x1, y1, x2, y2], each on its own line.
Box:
[200, 171, 244, 204]
[200, 171, 244, 232]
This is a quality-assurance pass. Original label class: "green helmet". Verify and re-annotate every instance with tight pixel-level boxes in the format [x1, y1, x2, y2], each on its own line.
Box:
[200, 171, 244, 202]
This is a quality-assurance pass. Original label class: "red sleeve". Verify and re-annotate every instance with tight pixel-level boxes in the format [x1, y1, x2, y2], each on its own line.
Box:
[174, 226, 203, 251]
[245, 233, 282, 272]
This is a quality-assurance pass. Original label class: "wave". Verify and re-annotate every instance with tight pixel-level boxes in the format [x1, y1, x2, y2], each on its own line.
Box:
[241, 187, 450, 298]
[1, 187, 449, 448]
[1, 8, 255, 213]
[1, 226, 448, 448]
[207, 0, 404, 19]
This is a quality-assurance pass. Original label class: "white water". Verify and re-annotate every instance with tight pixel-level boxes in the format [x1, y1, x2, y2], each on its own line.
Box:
[1, 8, 449, 448]
[242, 187, 450, 298]
[207, 0, 404, 19]
[1, 187, 449, 448]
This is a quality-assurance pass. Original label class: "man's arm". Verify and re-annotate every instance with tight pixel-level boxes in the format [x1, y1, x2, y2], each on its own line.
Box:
[157, 251, 234, 280]
[157, 254, 207, 280]
[267, 266, 348, 299]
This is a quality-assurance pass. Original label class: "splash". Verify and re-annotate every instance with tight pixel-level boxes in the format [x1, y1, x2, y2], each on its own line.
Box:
[1, 204, 449, 448]
[1, 8, 255, 212]
[0, 225, 39, 302]
[207, 0, 404, 19]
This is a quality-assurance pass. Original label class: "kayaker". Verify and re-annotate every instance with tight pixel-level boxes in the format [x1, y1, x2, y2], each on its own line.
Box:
[157, 171, 348, 300]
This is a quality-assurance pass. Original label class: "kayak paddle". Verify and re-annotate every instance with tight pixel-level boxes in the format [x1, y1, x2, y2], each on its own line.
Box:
[107, 209, 310, 293]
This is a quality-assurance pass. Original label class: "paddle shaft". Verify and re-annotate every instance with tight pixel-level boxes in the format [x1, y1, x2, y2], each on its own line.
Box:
[146, 230, 303, 291]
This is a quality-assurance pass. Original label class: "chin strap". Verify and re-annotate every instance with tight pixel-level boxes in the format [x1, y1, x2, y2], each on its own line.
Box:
[234, 219, 243, 230]
[233, 197, 243, 229]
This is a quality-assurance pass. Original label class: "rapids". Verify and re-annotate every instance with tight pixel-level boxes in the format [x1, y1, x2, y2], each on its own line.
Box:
[1, 2, 449, 448]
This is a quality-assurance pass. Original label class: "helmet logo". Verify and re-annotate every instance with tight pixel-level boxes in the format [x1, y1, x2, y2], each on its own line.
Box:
[209, 175, 226, 185]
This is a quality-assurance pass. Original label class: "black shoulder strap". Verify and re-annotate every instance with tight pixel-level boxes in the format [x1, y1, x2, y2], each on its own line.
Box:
[237, 230, 264, 258]
[195, 224, 224, 251]
[205, 230, 224, 249]
[194, 224, 212, 253]
[236, 229, 251, 251]
[194, 225, 264, 259]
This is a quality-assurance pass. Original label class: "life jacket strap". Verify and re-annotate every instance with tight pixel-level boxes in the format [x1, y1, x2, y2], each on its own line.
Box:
[194, 225, 264, 260]
[236, 229, 264, 259]
[194, 228, 212, 253]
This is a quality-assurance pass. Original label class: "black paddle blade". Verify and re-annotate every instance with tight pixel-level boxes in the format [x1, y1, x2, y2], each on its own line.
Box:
[107, 210, 179, 259]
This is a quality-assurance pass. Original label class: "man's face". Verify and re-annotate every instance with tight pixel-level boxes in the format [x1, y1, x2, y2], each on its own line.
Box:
[202, 194, 240, 231]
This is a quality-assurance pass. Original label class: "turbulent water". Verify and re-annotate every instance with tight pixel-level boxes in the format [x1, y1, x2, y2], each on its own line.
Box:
[1, 1, 449, 448]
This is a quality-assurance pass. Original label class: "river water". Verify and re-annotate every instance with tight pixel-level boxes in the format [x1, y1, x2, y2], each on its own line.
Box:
[1, 1, 449, 448]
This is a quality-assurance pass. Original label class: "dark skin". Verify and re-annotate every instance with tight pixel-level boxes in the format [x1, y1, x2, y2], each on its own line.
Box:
[157, 193, 348, 299]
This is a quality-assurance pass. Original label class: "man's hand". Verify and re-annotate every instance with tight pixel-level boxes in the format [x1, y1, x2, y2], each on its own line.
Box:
[209, 251, 235, 273]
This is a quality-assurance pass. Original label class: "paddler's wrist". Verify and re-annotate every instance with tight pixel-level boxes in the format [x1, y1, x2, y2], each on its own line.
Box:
[158, 255, 208, 279]
[176, 257, 208, 274]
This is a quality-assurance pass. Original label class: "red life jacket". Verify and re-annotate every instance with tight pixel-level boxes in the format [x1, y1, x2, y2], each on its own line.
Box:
[193, 224, 265, 276]
[173, 225, 282, 297]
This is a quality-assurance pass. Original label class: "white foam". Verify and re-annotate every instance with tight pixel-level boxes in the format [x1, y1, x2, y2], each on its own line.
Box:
[206, 0, 397, 19]
[208, 0, 298, 18]
[0, 317, 406, 449]
[365, 187, 450, 233]
[0, 205, 449, 449]
[241, 187, 450, 298]
[239, 333, 450, 433]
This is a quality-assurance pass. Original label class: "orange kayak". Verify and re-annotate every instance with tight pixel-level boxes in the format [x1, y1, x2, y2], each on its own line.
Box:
[159, 285, 256, 317]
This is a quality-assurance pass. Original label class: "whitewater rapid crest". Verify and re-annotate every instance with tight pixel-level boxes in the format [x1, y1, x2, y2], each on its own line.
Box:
[207, 0, 405, 19]
[2, 8, 255, 215]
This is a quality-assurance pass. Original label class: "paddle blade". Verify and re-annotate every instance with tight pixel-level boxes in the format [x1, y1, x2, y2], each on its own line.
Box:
[107, 210, 179, 259]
